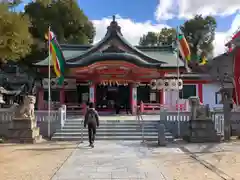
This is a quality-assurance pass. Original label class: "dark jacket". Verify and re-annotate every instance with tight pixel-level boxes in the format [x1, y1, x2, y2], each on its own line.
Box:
[84, 108, 99, 127]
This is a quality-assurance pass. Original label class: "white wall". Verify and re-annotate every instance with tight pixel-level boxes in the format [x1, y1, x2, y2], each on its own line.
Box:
[164, 90, 178, 105]
[163, 83, 223, 110]
[202, 83, 223, 110]
[164, 84, 197, 105]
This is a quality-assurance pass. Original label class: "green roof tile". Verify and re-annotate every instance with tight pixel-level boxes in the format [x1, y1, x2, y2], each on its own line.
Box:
[142, 51, 184, 67]
[34, 48, 183, 67]
[34, 49, 86, 66]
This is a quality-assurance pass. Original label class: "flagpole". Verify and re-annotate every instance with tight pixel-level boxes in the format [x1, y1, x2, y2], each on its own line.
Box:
[48, 26, 51, 138]
[176, 26, 180, 137]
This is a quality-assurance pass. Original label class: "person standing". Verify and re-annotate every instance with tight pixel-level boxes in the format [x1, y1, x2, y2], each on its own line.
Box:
[84, 102, 99, 148]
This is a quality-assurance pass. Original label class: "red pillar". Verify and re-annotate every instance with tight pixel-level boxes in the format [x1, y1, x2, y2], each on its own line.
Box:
[60, 87, 65, 105]
[37, 88, 44, 110]
[198, 84, 203, 103]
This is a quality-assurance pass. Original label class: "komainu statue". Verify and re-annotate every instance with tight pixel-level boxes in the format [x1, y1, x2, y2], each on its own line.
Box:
[189, 96, 210, 120]
[14, 95, 36, 120]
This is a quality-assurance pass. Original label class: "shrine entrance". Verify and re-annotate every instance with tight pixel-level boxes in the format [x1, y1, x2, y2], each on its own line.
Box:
[96, 84, 130, 113]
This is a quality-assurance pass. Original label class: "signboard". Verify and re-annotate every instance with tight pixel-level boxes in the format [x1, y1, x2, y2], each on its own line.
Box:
[131, 87, 137, 114]
[42, 78, 76, 89]
[89, 86, 94, 103]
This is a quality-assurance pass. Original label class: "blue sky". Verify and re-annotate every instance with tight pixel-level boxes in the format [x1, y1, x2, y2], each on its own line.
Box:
[79, 0, 234, 32]
[16, 0, 240, 55]
[17, 0, 236, 31]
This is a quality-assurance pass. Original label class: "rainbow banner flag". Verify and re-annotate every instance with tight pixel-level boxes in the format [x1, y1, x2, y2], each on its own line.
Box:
[199, 56, 207, 65]
[177, 33, 191, 62]
[46, 30, 65, 85]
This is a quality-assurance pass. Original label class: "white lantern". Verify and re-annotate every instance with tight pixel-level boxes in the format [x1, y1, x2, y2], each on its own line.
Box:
[164, 79, 170, 90]
[177, 79, 183, 90]
[170, 79, 177, 90]
[156, 79, 164, 90]
[150, 79, 157, 90]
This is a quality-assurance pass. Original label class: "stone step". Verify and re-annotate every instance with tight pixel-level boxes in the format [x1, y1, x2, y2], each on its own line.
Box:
[57, 128, 158, 133]
[66, 119, 159, 123]
[51, 136, 159, 141]
[63, 123, 157, 128]
[52, 118, 174, 142]
[53, 131, 166, 136]
[62, 126, 157, 131]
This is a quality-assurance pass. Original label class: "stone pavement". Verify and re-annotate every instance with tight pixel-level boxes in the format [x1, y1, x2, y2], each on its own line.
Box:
[51, 141, 175, 180]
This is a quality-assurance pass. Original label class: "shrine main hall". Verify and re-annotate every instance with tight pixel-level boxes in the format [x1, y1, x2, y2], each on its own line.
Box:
[34, 17, 220, 114]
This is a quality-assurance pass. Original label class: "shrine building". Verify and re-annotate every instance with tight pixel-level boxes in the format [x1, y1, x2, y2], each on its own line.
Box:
[34, 17, 222, 114]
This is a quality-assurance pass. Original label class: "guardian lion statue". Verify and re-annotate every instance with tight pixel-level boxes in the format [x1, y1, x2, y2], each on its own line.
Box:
[14, 95, 36, 120]
[189, 96, 210, 120]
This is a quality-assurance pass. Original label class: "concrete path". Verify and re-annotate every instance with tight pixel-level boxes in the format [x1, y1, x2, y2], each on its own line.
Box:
[51, 141, 175, 180]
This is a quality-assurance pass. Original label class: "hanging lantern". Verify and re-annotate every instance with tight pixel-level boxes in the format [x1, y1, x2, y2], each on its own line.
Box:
[170, 79, 177, 90]
[177, 79, 183, 90]
[164, 79, 170, 90]
[156, 79, 164, 90]
[150, 79, 157, 90]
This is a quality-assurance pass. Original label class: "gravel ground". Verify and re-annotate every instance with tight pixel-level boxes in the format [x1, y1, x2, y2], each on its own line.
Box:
[182, 141, 240, 180]
[0, 141, 78, 180]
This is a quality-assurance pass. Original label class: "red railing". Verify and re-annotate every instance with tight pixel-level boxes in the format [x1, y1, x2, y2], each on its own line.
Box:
[139, 101, 187, 113]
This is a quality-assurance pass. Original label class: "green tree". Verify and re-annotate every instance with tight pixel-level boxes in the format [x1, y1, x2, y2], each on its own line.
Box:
[139, 28, 176, 46]
[180, 15, 217, 60]
[158, 28, 176, 45]
[0, 3, 33, 65]
[0, 0, 22, 7]
[22, 0, 95, 63]
[24, 0, 95, 44]
[139, 32, 158, 46]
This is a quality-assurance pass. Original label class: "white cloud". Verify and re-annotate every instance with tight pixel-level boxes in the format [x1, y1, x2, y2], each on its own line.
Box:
[155, 0, 240, 20]
[92, 13, 240, 57]
[214, 13, 240, 56]
[92, 15, 170, 45]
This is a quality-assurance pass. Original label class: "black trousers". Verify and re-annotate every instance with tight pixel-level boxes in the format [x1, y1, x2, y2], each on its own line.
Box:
[88, 123, 96, 144]
[125, 104, 130, 114]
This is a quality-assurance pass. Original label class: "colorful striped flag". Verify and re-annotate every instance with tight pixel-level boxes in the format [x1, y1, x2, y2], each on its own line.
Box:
[177, 33, 191, 62]
[46, 30, 65, 85]
[199, 56, 207, 65]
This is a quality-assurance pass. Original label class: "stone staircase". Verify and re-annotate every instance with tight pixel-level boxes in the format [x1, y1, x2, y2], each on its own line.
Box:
[51, 119, 174, 142]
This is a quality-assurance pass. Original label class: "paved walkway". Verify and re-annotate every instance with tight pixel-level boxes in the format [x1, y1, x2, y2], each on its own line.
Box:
[51, 141, 174, 180]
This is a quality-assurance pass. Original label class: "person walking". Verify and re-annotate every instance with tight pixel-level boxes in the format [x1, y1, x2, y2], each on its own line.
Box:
[84, 102, 99, 148]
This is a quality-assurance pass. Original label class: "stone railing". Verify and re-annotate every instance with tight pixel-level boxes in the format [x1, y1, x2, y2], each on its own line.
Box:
[160, 111, 191, 121]
[0, 106, 66, 138]
[159, 110, 240, 137]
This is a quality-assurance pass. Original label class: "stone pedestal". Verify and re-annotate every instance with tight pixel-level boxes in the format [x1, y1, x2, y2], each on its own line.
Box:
[184, 119, 221, 143]
[158, 124, 166, 146]
[8, 118, 42, 143]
